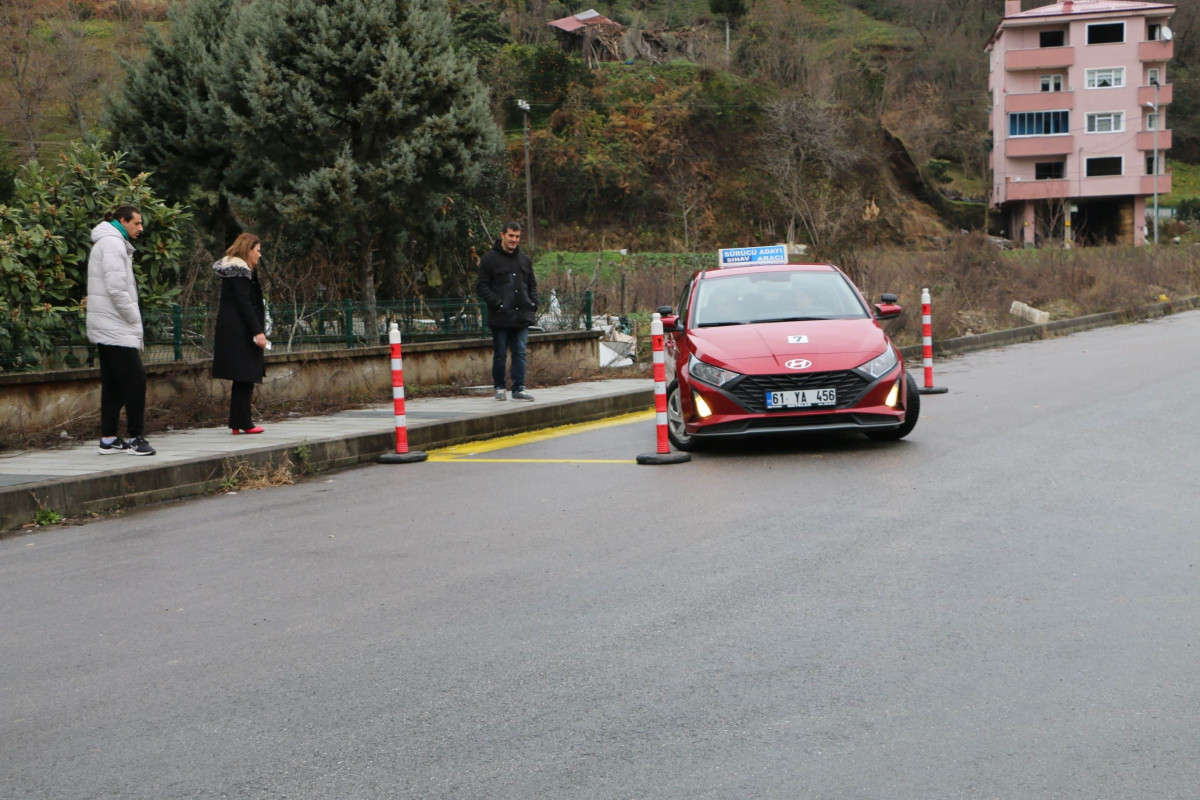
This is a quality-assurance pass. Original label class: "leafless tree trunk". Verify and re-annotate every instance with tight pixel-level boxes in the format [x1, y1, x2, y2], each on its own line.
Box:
[0, 0, 53, 159]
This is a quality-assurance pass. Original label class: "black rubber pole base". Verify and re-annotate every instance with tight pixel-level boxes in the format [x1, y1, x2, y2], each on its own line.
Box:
[377, 451, 428, 464]
[918, 386, 949, 395]
[636, 451, 692, 465]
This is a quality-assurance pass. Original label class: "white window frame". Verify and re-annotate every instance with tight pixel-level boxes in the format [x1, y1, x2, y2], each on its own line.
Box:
[1146, 154, 1162, 175]
[1086, 67, 1125, 89]
[1087, 21, 1126, 45]
[1148, 68, 1161, 86]
[1146, 111, 1160, 131]
[1040, 74, 1063, 92]
[1087, 111, 1125, 133]
[1086, 156, 1124, 177]
[1148, 23, 1163, 41]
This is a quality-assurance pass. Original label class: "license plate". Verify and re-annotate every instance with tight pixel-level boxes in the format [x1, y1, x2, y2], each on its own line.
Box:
[766, 388, 836, 409]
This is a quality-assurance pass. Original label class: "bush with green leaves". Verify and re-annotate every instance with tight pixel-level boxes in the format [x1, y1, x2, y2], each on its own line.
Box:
[0, 142, 190, 371]
[1174, 196, 1200, 223]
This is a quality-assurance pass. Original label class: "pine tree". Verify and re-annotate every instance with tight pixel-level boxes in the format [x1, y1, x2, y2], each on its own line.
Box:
[105, 0, 240, 249]
[222, 0, 503, 319]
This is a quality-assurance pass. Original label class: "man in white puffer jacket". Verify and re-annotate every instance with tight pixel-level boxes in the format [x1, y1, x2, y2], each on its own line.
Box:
[85, 205, 155, 456]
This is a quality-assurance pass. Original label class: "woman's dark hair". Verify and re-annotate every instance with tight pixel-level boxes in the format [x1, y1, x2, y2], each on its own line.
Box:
[103, 205, 141, 223]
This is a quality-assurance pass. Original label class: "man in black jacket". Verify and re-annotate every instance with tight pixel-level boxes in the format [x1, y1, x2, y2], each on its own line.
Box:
[475, 222, 538, 401]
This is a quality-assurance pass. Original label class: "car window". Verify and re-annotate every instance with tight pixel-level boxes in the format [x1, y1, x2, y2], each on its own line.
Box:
[694, 271, 868, 326]
[677, 278, 694, 327]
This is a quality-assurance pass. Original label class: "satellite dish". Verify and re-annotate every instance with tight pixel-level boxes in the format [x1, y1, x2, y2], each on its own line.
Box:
[1161, 26, 1174, 41]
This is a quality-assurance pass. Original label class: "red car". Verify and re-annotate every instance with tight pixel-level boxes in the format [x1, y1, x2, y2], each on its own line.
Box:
[657, 262, 919, 450]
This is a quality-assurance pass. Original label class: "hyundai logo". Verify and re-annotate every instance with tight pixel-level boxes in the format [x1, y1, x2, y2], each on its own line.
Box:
[785, 359, 812, 370]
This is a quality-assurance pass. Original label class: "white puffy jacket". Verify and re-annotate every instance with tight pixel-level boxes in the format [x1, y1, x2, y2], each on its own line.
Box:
[85, 221, 143, 350]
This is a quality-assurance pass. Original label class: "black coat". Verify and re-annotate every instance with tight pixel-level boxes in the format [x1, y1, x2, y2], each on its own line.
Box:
[475, 241, 538, 329]
[212, 260, 266, 383]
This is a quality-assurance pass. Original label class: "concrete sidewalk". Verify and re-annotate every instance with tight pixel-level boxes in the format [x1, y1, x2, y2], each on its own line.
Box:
[0, 379, 654, 532]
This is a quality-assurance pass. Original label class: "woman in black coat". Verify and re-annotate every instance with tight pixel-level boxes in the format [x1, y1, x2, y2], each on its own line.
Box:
[212, 233, 268, 434]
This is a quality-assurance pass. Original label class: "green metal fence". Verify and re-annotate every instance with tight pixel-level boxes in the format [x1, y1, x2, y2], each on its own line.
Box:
[0, 291, 593, 373]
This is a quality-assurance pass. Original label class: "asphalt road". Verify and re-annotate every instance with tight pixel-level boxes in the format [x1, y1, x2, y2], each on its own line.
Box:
[3, 313, 1199, 799]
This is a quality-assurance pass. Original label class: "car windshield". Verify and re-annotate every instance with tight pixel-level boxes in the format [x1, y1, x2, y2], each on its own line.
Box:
[693, 271, 869, 327]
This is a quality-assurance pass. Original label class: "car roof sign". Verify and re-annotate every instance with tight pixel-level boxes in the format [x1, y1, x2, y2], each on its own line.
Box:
[717, 245, 788, 268]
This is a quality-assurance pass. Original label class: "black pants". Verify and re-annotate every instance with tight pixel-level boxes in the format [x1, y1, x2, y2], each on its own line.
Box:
[229, 381, 256, 430]
[97, 344, 147, 439]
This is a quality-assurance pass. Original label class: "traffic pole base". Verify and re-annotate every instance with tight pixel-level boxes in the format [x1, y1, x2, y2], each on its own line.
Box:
[636, 451, 692, 465]
[377, 451, 428, 464]
[918, 386, 949, 395]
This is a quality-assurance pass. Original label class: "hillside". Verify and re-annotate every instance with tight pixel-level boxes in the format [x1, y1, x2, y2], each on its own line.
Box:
[3, 0, 1199, 253]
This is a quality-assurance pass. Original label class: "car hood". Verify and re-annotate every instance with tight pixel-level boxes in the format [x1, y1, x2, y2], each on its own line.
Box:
[688, 318, 891, 374]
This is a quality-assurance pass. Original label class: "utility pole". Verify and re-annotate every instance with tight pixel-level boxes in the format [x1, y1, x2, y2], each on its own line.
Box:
[1150, 79, 1160, 245]
[518, 99, 534, 249]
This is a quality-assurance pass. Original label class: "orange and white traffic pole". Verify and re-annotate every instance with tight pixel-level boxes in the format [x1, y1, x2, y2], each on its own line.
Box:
[637, 313, 690, 465]
[378, 322, 428, 463]
[918, 287, 948, 395]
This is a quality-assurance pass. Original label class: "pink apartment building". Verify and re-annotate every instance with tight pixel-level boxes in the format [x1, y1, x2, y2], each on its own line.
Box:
[987, 0, 1175, 246]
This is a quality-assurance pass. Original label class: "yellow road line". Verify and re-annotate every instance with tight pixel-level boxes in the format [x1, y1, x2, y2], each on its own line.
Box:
[427, 458, 637, 464]
[428, 408, 653, 462]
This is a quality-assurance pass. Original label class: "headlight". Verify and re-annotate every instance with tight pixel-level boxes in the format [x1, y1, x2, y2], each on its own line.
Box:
[689, 355, 741, 387]
[855, 347, 898, 379]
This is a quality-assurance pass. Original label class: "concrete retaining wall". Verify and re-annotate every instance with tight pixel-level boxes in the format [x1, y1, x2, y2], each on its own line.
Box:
[0, 330, 601, 436]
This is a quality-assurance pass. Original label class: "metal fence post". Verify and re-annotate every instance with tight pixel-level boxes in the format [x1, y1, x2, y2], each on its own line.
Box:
[584, 290, 593, 330]
[343, 300, 354, 348]
[172, 303, 183, 361]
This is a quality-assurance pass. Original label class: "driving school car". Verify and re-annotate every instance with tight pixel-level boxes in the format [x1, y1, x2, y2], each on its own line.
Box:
[656, 261, 918, 450]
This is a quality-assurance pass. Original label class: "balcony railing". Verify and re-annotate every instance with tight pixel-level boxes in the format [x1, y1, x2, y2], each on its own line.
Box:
[1005, 46, 1075, 71]
[1138, 83, 1173, 106]
[1006, 136, 1075, 157]
[1139, 39, 1173, 62]
[1136, 129, 1172, 151]
[1004, 179, 1072, 202]
[1141, 173, 1173, 196]
[1006, 91, 1074, 113]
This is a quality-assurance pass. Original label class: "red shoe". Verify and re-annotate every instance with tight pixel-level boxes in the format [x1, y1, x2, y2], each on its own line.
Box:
[231, 426, 265, 435]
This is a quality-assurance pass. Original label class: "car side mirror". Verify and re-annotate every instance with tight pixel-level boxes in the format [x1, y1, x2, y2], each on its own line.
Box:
[656, 305, 674, 317]
[880, 293, 898, 304]
[874, 301, 902, 320]
[660, 315, 682, 331]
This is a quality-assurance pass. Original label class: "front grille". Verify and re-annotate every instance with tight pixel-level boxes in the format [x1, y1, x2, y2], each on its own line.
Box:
[729, 370, 871, 412]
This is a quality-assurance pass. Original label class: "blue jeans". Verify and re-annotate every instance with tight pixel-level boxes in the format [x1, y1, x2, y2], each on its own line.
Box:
[491, 326, 528, 390]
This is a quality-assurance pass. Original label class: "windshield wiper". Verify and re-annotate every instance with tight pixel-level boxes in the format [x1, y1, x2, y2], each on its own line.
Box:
[754, 315, 829, 323]
[697, 320, 748, 327]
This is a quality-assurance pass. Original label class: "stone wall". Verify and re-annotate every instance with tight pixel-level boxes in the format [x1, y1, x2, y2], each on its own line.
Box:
[0, 331, 600, 436]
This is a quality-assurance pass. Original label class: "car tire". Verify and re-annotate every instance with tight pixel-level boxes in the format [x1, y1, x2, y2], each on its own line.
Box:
[667, 382, 704, 452]
[866, 372, 920, 441]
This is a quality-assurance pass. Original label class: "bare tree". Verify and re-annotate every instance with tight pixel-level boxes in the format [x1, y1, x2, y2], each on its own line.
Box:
[50, 5, 104, 135]
[0, 0, 53, 159]
[760, 94, 865, 249]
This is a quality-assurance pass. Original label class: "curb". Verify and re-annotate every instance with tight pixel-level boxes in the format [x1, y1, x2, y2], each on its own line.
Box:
[1, 386, 655, 534]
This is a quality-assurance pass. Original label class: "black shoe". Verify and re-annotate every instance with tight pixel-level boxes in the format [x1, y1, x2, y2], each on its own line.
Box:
[126, 437, 156, 456]
[98, 437, 130, 455]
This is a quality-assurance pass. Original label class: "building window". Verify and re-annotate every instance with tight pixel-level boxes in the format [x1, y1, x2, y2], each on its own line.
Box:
[1040, 75, 1063, 92]
[1146, 111, 1160, 131]
[1148, 23, 1164, 41]
[1086, 157, 1123, 177]
[1087, 112, 1124, 133]
[1036, 162, 1066, 180]
[1146, 155, 1161, 175]
[1148, 68, 1161, 86]
[1040, 30, 1066, 48]
[1009, 110, 1070, 137]
[1087, 22, 1125, 45]
[1086, 68, 1125, 89]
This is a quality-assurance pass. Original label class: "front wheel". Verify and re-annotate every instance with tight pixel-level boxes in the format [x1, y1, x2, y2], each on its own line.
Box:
[866, 372, 920, 441]
[667, 382, 704, 451]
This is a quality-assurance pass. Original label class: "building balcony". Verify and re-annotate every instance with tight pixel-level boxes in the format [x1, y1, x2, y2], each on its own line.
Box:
[1004, 179, 1072, 201]
[1006, 136, 1075, 157]
[1006, 91, 1074, 113]
[1136, 129, 1172, 151]
[1005, 46, 1074, 71]
[1138, 83, 1173, 106]
[1139, 39, 1173, 62]
[1141, 173, 1172, 195]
